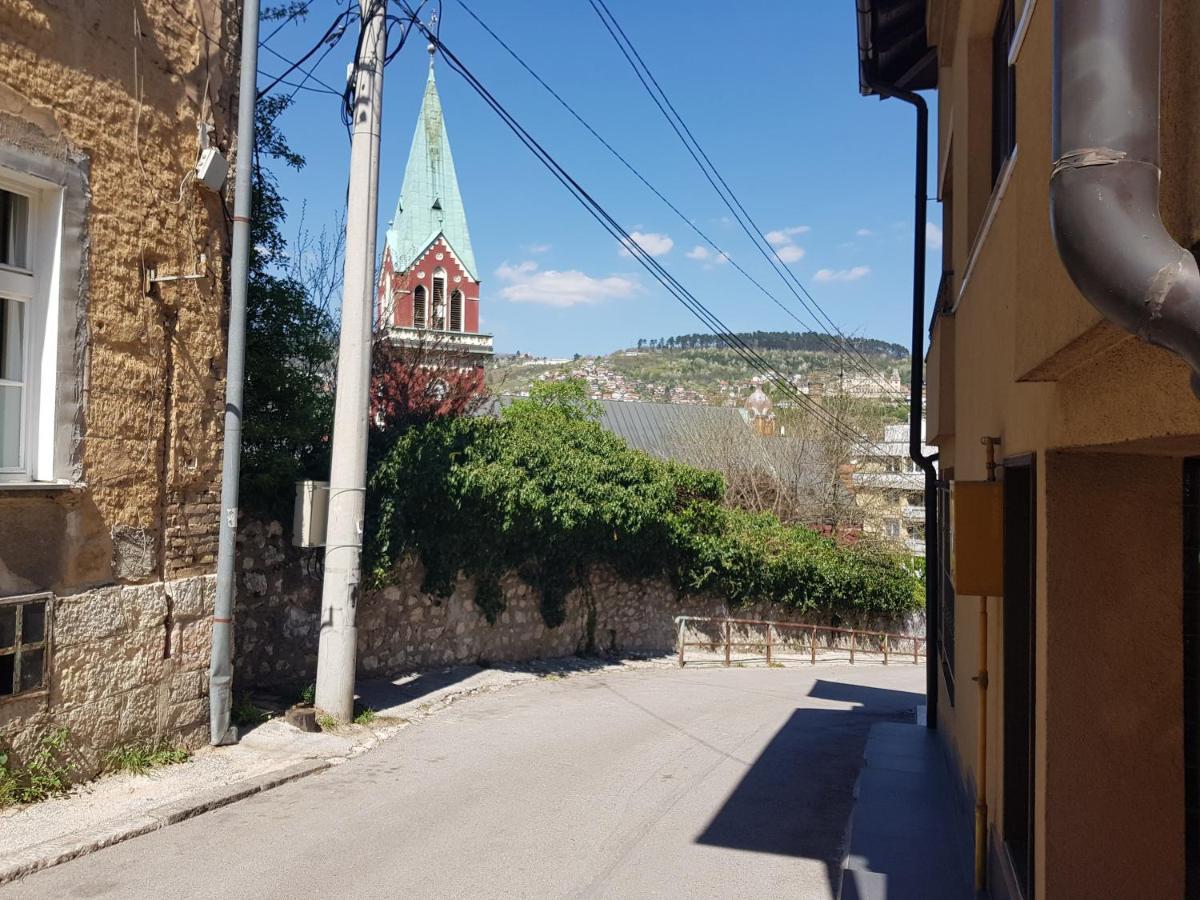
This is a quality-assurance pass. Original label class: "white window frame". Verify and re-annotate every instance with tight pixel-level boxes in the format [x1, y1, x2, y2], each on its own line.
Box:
[0, 167, 64, 484]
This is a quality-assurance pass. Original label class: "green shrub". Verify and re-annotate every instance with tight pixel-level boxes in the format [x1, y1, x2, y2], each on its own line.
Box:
[365, 380, 922, 628]
[0, 728, 73, 807]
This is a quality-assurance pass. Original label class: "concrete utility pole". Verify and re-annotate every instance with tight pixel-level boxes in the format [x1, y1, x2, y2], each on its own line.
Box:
[209, 0, 260, 746]
[315, 0, 388, 722]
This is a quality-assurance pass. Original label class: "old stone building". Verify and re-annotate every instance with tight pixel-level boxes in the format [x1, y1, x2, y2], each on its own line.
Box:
[0, 1, 239, 778]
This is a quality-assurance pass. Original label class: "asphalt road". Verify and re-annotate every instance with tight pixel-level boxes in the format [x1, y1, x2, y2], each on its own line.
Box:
[4, 664, 924, 900]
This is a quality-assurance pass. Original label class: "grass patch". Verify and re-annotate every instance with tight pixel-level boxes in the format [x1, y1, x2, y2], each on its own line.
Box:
[0, 727, 73, 807]
[231, 694, 269, 727]
[298, 684, 315, 706]
[353, 707, 376, 726]
[317, 712, 338, 731]
[105, 741, 190, 776]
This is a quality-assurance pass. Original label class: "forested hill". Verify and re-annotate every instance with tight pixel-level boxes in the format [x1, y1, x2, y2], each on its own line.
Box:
[633, 331, 908, 358]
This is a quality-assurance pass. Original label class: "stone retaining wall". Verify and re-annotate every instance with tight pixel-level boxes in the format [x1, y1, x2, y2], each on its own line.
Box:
[235, 519, 922, 692]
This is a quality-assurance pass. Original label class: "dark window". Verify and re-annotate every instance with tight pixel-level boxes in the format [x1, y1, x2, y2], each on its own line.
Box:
[0, 188, 29, 269]
[0, 594, 50, 698]
[992, 0, 1017, 186]
[450, 290, 463, 333]
[1003, 458, 1036, 898]
[413, 285, 427, 328]
[937, 477, 956, 704]
[1184, 459, 1200, 896]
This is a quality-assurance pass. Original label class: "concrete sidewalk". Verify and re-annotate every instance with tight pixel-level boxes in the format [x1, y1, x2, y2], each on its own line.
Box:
[0, 656, 671, 886]
[840, 721, 975, 899]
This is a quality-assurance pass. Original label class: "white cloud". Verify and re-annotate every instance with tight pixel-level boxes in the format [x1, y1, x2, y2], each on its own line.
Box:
[776, 245, 806, 264]
[527, 242, 552, 254]
[687, 245, 730, 269]
[765, 225, 811, 247]
[813, 266, 871, 283]
[856, 228, 874, 237]
[495, 260, 639, 308]
[619, 231, 674, 257]
[926, 223, 943, 250]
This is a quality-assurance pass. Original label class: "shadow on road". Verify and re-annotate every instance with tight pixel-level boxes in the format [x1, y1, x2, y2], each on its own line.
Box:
[695, 678, 923, 895]
[353, 654, 647, 713]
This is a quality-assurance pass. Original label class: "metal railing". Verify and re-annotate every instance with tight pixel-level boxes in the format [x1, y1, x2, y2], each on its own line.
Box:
[674, 615, 925, 668]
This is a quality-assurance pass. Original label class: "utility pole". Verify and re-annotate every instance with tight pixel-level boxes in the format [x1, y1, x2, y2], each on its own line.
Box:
[315, 0, 388, 722]
[209, 0, 260, 746]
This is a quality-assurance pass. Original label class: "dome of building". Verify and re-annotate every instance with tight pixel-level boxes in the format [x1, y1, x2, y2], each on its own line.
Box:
[744, 386, 773, 418]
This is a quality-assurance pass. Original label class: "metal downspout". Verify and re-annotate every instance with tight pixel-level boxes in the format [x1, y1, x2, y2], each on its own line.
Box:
[209, 0, 260, 745]
[1051, 0, 1200, 395]
[872, 84, 941, 732]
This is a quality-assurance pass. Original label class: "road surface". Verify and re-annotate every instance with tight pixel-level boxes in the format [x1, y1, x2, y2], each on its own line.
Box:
[4, 663, 924, 899]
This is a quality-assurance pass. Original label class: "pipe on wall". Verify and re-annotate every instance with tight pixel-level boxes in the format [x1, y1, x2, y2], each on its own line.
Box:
[870, 83, 941, 731]
[1050, 0, 1200, 396]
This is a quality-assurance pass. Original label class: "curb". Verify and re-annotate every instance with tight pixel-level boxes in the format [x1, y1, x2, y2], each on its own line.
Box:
[0, 758, 330, 887]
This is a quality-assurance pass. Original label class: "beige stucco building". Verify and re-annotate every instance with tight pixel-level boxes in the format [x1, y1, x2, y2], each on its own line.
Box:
[862, 0, 1200, 897]
[0, 1, 238, 779]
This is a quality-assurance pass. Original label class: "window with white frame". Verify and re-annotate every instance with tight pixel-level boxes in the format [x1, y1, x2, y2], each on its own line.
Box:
[413, 284, 427, 328]
[0, 171, 64, 483]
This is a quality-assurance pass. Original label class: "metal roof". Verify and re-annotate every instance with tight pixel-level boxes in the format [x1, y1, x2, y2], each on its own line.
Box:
[385, 65, 478, 280]
[855, 0, 937, 96]
[595, 400, 748, 462]
[480, 397, 749, 465]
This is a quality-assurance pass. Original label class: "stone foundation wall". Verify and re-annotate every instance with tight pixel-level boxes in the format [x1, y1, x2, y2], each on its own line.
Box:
[235, 519, 922, 691]
[0, 575, 215, 783]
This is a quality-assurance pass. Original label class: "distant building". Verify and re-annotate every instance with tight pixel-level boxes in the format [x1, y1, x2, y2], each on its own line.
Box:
[376, 57, 493, 368]
[744, 386, 778, 436]
[850, 421, 934, 556]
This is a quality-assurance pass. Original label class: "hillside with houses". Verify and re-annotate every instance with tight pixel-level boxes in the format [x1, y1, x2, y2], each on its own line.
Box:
[486, 331, 911, 423]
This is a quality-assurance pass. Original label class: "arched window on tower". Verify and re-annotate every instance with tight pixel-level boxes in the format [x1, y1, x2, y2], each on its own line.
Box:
[432, 270, 447, 329]
[413, 284, 427, 328]
[450, 290, 463, 332]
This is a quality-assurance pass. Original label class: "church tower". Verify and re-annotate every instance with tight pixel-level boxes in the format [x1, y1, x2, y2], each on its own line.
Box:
[376, 54, 493, 364]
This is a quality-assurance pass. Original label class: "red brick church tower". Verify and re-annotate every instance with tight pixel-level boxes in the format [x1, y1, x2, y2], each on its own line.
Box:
[376, 53, 493, 367]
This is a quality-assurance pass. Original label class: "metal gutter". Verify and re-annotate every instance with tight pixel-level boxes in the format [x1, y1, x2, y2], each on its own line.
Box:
[1050, 0, 1200, 396]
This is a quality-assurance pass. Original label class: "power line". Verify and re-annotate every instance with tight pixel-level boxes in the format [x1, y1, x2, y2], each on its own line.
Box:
[258, 7, 355, 100]
[395, 9, 887, 451]
[260, 41, 348, 98]
[587, 0, 907, 402]
[450, 1, 866, 361]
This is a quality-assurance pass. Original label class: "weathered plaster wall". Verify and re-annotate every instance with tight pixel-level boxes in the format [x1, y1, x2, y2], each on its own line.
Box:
[234, 519, 923, 691]
[0, 0, 238, 770]
[0, 0, 237, 593]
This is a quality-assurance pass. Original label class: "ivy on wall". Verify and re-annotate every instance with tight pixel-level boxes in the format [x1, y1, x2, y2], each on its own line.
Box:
[366, 381, 922, 628]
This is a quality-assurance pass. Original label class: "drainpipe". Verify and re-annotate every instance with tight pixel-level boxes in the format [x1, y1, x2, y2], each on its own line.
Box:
[869, 84, 941, 731]
[209, 0, 260, 746]
[1051, 0, 1200, 394]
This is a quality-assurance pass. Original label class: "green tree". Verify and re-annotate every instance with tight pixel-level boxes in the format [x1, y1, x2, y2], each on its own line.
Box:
[239, 95, 336, 521]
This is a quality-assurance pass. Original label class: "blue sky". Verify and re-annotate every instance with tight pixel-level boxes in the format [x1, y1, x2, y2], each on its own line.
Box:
[263, 1, 941, 358]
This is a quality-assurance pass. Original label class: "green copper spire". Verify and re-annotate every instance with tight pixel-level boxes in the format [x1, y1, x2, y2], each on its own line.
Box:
[385, 63, 478, 280]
